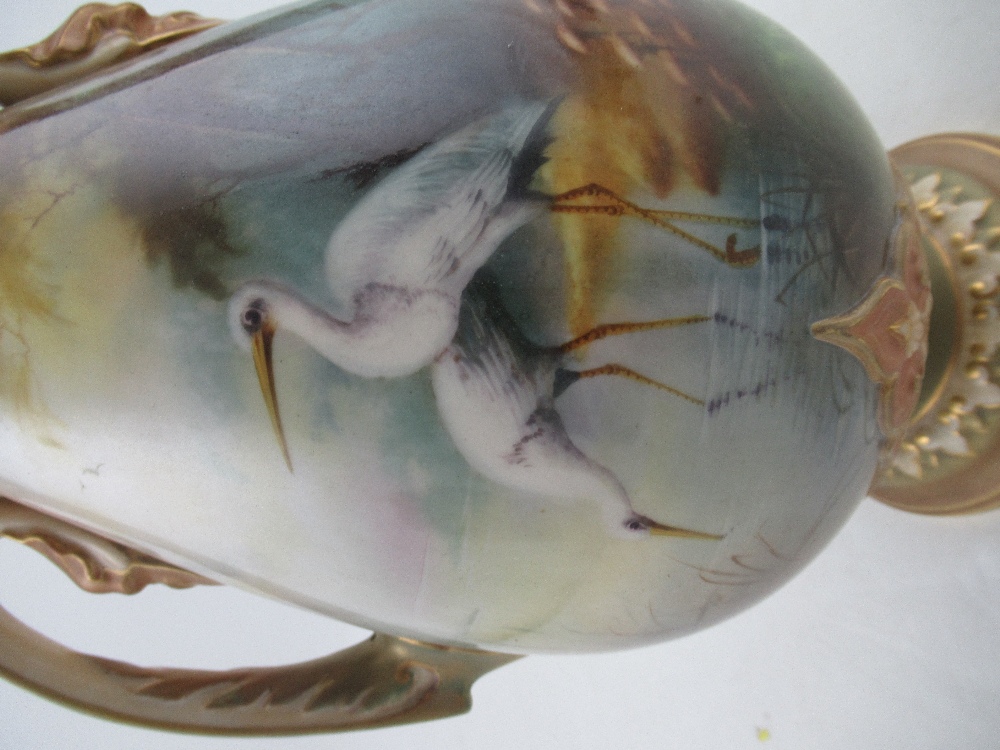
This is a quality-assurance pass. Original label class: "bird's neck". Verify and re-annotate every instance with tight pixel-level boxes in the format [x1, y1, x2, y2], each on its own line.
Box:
[592, 469, 637, 529]
[270, 284, 456, 379]
[263, 284, 361, 370]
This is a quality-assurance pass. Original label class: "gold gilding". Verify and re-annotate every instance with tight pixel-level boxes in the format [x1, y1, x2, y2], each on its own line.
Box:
[0, 499, 517, 735]
[0, 3, 223, 106]
[873, 134, 1000, 514]
[0, 497, 216, 594]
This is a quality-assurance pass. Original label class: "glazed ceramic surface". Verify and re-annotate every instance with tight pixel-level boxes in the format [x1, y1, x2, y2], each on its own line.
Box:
[0, 0, 906, 652]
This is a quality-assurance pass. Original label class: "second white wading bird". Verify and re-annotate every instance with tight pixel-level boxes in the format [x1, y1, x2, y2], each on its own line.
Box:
[431, 273, 721, 541]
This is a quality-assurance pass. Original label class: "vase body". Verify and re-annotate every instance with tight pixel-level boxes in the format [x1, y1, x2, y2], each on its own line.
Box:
[0, 0, 914, 652]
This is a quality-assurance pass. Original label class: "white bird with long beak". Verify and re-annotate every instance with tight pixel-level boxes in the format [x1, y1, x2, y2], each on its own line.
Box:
[228, 99, 758, 476]
[228, 99, 559, 467]
[230, 99, 559, 381]
[430, 273, 722, 541]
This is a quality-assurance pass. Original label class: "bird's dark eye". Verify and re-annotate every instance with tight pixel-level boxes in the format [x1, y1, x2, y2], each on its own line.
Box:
[241, 299, 266, 333]
[625, 519, 644, 532]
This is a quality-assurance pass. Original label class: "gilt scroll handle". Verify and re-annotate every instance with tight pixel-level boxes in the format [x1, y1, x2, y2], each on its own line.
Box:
[0, 498, 519, 734]
[0, 3, 224, 106]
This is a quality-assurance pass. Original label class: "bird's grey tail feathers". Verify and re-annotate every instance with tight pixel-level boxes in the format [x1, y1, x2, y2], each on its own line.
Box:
[506, 97, 562, 200]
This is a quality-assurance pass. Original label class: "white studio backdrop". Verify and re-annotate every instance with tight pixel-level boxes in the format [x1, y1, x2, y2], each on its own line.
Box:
[0, 1, 999, 748]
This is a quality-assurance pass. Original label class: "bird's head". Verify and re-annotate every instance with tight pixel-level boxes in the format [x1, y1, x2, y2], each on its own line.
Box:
[228, 284, 274, 350]
[228, 283, 293, 472]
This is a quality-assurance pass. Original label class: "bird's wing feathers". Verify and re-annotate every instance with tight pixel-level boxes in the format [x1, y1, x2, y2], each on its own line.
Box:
[326, 101, 552, 306]
[452, 285, 538, 425]
[435, 335, 588, 480]
[433, 276, 575, 472]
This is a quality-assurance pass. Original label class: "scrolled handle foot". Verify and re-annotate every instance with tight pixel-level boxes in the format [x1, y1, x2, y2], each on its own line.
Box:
[0, 498, 519, 734]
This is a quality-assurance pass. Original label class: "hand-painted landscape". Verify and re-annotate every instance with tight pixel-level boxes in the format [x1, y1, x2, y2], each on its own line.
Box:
[0, 0, 909, 651]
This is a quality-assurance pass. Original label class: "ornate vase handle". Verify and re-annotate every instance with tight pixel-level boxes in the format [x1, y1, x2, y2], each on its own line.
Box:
[0, 498, 518, 734]
[0, 3, 223, 106]
[0, 6, 513, 734]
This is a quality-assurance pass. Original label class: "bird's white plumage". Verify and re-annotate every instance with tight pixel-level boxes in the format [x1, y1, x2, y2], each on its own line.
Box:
[230, 100, 554, 379]
[325, 102, 551, 313]
[229, 102, 717, 540]
[431, 277, 656, 539]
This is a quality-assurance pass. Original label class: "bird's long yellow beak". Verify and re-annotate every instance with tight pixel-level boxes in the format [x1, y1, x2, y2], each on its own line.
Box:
[250, 322, 293, 472]
[647, 521, 723, 541]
